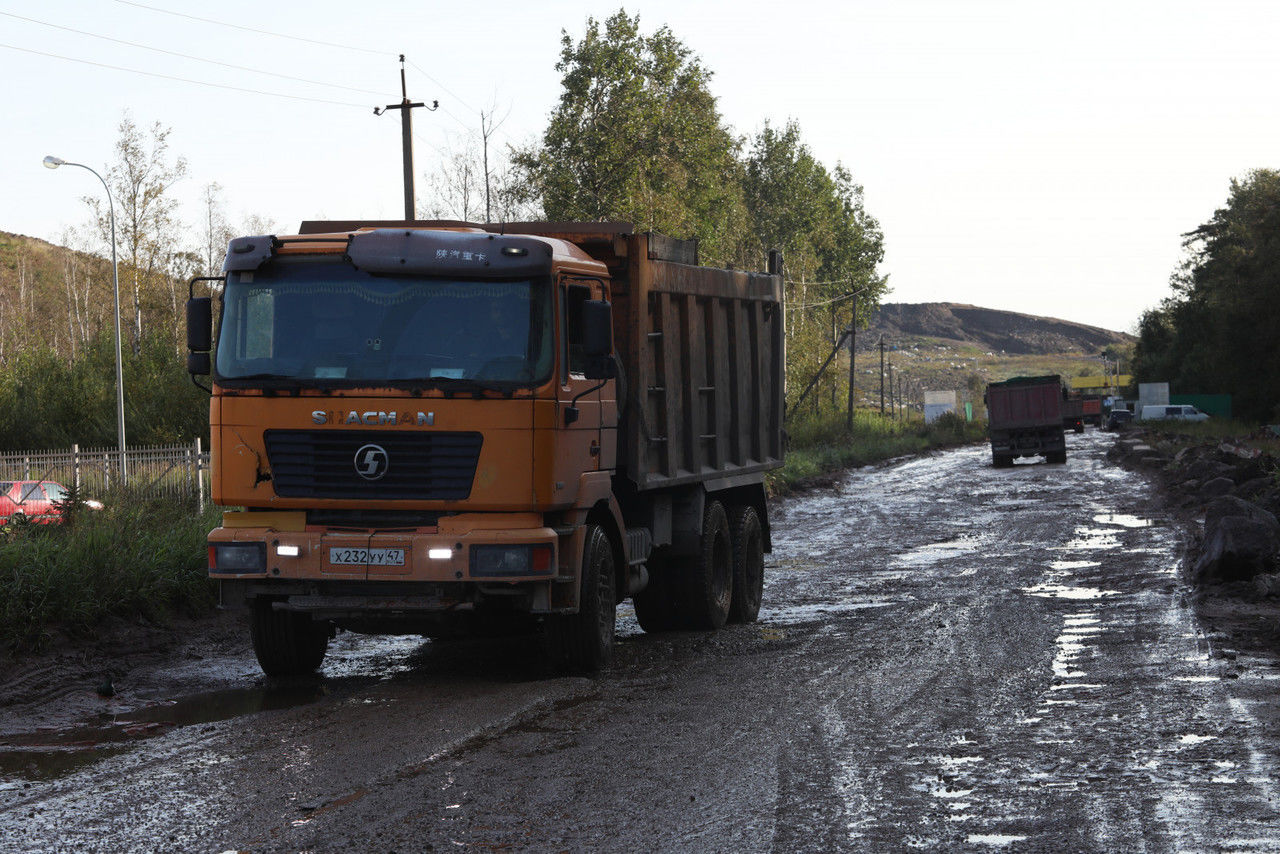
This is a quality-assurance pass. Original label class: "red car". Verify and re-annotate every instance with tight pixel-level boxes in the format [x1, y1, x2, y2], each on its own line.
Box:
[0, 480, 103, 524]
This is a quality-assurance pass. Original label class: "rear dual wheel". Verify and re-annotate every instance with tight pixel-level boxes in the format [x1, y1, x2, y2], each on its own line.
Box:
[634, 499, 764, 633]
[679, 500, 734, 630]
[727, 505, 764, 624]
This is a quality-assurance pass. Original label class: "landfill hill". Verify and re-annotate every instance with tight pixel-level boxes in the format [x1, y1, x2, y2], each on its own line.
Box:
[864, 302, 1133, 356]
[842, 303, 1136, 410]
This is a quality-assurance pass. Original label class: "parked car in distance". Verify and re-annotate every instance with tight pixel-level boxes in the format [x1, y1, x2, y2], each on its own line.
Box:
[1105, 409, 1134, 431]
[1139, 404, 1210, 422]
[0, 480, 103, 524]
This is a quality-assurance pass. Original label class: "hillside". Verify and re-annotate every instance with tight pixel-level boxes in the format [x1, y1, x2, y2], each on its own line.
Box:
[834, 303, 1135, 412]
[863, 302, 1133, 356]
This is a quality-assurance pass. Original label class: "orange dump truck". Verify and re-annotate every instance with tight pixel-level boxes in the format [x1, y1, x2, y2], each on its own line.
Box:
[186, 221, 784, 676]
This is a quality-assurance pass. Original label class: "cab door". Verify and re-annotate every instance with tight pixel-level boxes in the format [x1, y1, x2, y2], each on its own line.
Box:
[557, 280, 607, 490]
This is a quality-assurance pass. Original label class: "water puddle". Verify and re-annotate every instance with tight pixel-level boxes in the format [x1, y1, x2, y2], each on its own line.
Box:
[1048, 560, 1102, 570]
[0, 681, 346, 783]
[1022, 584, 1119, 600]
[1052, 527, 1122, 551]
[890, 536, 984, 569]
[968, 834, 1029, 847]
[1093, 513, 1154, 528]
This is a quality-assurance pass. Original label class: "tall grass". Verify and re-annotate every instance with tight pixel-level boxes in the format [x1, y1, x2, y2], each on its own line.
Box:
[770, 408, 986, 494]
[0, 488, 221, 652]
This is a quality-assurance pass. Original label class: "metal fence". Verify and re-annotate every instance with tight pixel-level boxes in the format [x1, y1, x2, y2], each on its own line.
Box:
[0, 440, 209, 510]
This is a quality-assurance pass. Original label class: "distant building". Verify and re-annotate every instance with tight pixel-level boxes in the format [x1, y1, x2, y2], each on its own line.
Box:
[924, 390, 957, 424]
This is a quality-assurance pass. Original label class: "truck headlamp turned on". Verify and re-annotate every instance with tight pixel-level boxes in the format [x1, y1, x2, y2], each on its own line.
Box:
[470, 544, 553, 577]
[209, 542, 267, 574]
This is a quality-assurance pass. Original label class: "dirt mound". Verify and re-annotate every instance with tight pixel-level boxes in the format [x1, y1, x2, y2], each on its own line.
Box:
[866, 302, 1133, 355]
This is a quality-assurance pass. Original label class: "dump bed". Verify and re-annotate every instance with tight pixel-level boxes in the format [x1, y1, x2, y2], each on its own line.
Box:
[510, 225, 785, 491]
[986, 376, 1064, 430]
[616, 235, 784, 491]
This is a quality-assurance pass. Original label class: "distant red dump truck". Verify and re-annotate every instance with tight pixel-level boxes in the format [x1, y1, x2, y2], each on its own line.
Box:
[985, 375, 1067, 467]
[1082, 395, 1103, 427]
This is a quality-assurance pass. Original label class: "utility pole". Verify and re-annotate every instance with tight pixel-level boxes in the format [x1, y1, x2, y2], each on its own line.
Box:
[374, 55, 437, 220]
[888, 358, 895, 417]
[846, 292, 857, 431]
[878, 336, 886, 414]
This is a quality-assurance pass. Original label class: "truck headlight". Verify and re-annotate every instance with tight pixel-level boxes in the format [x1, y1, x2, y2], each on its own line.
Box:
[209, 542, 267, 574]
[469, 544, 553, 577]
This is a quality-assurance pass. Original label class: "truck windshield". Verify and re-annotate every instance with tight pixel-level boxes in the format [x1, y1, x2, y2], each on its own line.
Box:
[216, 259, 553, 388]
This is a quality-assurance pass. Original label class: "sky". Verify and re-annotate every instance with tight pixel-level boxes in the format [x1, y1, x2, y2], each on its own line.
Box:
[3, 0, 1278, 334]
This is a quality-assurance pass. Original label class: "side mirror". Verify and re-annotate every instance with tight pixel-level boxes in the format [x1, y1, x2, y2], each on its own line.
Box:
[187, 297, 212, 356]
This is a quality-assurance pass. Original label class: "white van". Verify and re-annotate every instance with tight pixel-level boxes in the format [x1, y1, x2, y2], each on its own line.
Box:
[1139, 404, 1210, 422]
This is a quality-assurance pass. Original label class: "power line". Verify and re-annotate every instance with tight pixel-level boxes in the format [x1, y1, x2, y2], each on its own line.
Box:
[113, 0, 388, 56]
[1, 11, 396, 98]
[0, 42, 369, 107]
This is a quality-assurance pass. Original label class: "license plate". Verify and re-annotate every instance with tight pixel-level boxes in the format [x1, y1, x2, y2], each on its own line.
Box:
[328, 547, 406, 566]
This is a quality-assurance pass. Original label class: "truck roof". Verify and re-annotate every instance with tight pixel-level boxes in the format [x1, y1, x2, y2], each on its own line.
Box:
[296, 220, 701, 271]
[289, 220, 615, 273]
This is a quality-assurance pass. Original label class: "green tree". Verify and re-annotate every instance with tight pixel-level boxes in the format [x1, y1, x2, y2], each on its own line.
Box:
[1134, 169, 1280, 420]
[741, 120, 887, 413]
[515, 9, 748, 264]
[86, 112, 188, 353]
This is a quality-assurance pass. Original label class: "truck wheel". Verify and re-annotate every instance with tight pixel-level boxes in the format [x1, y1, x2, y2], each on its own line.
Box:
[679, 500, 733, 630]
[543, 524, 616, 673]
[1047, 451, 1068, 464]
[727, 505, 764, 624]
[633, 557, 680, 633]
[249, 598, 330, 677]
[992, 451, 1013, 469]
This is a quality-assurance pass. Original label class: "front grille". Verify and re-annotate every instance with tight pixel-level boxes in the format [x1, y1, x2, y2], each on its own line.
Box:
[265, 430, 482, 500]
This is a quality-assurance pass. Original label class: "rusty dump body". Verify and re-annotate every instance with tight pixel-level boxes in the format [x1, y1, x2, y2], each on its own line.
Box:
[199, 220, 784, 673]
[985, 375, 1068, 467]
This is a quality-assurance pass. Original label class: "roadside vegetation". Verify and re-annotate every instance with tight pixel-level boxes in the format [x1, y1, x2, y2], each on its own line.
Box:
[0, 489, 219, 652]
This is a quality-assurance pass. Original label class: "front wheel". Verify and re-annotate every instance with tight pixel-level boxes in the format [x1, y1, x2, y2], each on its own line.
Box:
[543, 524, 616, 673]
[249, 599, 330, 677]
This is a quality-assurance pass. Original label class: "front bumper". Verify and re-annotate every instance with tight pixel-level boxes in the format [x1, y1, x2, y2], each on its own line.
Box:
[207, 511, 561, 584]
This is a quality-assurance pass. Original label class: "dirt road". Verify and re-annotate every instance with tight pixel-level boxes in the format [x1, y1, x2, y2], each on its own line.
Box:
[3, 431, 1279, 852]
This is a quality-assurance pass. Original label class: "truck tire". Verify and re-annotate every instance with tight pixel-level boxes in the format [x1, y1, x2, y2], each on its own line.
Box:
[678, 500, 733, 630]
[543, 524, 616, 673]
[249, 598, 330, 677]
[727, 505, 764, 624]
[633, 557, 680, 633]
[992, 451, 1013, 469]
[1047, 450, 1068, 464]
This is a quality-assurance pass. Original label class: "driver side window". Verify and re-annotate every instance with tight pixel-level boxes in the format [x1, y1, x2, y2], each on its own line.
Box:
[562, 284, 591, 382]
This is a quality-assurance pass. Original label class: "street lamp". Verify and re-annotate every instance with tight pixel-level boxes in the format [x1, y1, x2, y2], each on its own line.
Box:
[43, 155, 128, 483]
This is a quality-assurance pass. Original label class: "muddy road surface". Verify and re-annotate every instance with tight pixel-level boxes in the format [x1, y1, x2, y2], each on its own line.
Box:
[4, 431, 1280, 852]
